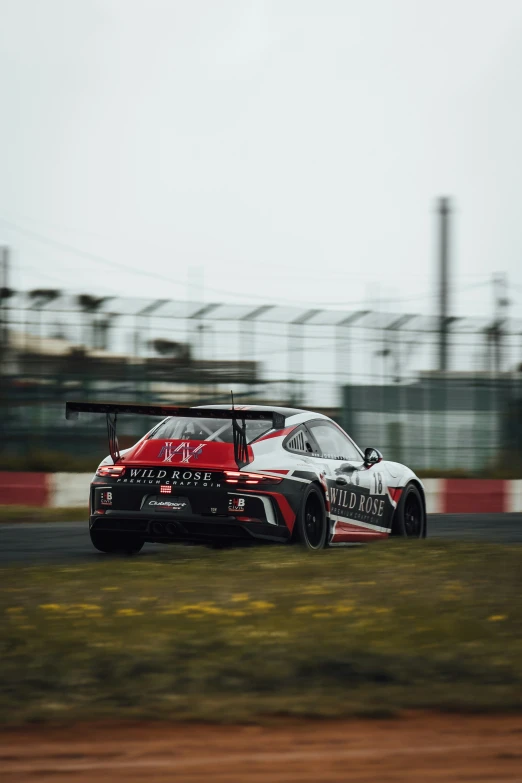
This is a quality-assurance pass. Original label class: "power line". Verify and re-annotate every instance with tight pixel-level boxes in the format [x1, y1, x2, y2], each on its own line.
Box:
[3, 211, 495, 283]
[0, 215, 500, 309]
[0, 217, 185, 287]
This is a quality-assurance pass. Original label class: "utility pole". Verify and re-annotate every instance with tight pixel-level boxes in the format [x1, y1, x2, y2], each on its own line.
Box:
[437, 198, 451, 372]
[0, 246, 10, 450]
[0, 245, 9, 365]
[491, 273, 509, 373]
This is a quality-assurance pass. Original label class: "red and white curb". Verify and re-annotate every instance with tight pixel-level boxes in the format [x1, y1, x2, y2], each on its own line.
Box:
[0, 472, 92, 508]
[0, 473, 521, 512]
[423, 478, 522, 514]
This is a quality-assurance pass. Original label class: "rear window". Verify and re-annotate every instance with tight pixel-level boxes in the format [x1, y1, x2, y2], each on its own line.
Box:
[150, 417, 272, 445]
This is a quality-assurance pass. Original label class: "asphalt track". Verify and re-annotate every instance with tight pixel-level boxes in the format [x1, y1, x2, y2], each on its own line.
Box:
[0, 514, 521, 564]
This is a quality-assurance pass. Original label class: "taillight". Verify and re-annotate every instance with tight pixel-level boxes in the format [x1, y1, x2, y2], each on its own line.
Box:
[224, 470, 282, 485]
[96, 465, 126, 478]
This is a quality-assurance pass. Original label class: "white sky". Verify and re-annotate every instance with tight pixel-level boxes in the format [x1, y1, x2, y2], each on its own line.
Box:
[1, 0, 522, 319]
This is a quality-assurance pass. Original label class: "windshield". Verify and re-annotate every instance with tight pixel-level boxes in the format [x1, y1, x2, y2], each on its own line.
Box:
[149, 417, 272, 445]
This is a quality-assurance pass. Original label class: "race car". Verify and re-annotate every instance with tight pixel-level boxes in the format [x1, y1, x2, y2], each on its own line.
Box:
[65, 401, 427, 553]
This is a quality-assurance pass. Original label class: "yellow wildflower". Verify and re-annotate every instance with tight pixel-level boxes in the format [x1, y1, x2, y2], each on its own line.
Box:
[39, 604, 63, 611]
[116, 608, 144, 616]
[249, 601, 275, 611]
[303, 584, 331, 595]
[181, 603, 211, 612]
[334, 604, 354, 614]
[488, 614, 507, 622]
[6, 607, 24, 614]
[231, 593, 250, 602]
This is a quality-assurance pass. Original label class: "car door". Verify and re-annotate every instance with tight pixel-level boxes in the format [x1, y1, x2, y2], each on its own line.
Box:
[303, 420, 392, 541]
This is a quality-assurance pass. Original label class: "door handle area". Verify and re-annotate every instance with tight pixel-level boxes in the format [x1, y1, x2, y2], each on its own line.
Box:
[335, 476, 348, 486]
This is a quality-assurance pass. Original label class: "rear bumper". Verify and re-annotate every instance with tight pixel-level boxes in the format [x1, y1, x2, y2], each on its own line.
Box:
[90, 511, 291, 543]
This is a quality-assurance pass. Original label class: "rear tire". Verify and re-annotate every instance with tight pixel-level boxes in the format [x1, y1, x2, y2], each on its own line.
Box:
[295, 485, 328, 550]
[89, 529, 144, 554]
[392, 483, 426, 538]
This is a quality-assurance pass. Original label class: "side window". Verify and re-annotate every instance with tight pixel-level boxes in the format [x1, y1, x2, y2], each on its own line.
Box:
[307, 422, 362, 461]
[284, 426, 315, 455]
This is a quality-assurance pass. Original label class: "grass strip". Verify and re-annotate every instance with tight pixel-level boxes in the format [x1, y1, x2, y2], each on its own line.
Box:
[0, 506, 87, 523]
[1, 541, 521, 724]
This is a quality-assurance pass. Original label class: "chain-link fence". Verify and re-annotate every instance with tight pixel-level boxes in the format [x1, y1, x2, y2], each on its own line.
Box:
[0, 290, 521, 473]
[342, 372, 522, 474]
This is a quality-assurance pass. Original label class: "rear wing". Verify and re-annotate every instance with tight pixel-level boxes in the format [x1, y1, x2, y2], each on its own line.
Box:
[65, 401, 285, 469]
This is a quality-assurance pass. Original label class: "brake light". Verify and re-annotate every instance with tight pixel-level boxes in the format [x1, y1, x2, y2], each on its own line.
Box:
[96, 465, 126, 478]
[224, 471, 282, 485]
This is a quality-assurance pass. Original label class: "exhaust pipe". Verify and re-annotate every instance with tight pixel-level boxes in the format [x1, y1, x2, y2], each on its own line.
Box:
[152, 521, 165, 536]
[166, 522, 179, 536]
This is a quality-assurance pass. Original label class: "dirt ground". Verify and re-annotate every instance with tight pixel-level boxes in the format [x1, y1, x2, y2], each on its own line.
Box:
[1, 713, 522, 782]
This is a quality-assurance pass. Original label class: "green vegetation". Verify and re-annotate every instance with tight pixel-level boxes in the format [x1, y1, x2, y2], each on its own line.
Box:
[0, 506, 87, 523]
[1, 542, 521, 725]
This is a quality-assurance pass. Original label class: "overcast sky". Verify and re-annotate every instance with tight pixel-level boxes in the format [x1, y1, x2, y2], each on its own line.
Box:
[1, 0, 522, 320]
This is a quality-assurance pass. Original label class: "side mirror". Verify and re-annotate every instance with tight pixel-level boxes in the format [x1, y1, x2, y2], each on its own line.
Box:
[364, 447, 382, 466]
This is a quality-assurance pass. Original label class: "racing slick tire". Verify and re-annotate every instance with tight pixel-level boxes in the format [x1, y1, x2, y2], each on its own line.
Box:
[392, 483, 426, 538]
[89, 529, 144, 554]
[294, 484, 328, 551]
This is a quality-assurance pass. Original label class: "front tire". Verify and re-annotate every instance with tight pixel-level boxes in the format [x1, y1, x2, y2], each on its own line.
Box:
[90, 529, 144, 554]
[295, 485, 328, 550]
[392, 483, 426, 538]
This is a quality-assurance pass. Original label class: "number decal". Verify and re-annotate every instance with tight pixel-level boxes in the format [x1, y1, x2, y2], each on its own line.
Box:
[373, 473, 383, 494]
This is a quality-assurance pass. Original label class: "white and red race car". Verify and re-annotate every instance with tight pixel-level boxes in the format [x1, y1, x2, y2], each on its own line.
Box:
[66, 402, 427, 554]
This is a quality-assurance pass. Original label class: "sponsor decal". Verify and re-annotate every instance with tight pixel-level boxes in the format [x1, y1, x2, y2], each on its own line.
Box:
[158, 441, 206, 463]
[100, 490, 112, 506]
[328, 485, 388, 524]
[228, 497, 246, 512]
[333, 464, 359, 486]
[148, 500, 186, 510]
[117, 468, 221, 488]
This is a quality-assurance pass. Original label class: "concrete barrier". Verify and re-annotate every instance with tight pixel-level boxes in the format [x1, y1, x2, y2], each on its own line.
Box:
[0, 472, 50, 507]
[506, 480, 522, 513]
[421, 479, 443, 514]
[443, 479, 508, 514]
[48, 473, 92, 508]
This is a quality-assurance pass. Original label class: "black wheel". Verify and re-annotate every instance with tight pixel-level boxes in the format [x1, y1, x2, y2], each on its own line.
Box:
[392, 483, 426, 538]
[89, 529, 144, 554]
[295, 485, 328, 550]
